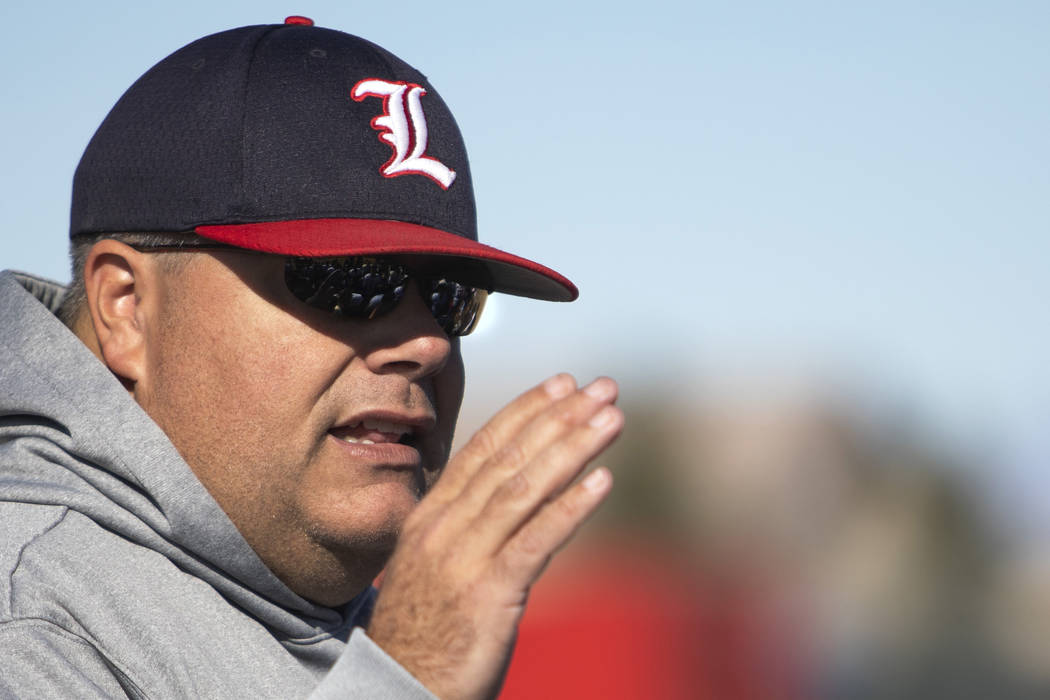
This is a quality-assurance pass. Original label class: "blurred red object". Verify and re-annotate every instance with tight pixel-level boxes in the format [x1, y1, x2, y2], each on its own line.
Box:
[499, 538, 808, 700]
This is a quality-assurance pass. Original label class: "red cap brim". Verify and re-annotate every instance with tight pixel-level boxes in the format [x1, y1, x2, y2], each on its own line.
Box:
[196, 218, 578, 302]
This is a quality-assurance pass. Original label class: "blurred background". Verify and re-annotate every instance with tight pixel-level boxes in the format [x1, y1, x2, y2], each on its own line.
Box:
[3, 1, 1048, 697]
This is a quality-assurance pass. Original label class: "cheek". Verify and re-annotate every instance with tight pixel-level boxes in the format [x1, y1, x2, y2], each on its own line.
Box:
[141, 294, 336, 482]
[167, 318, 303, 418]
[140, 306, 353, 546]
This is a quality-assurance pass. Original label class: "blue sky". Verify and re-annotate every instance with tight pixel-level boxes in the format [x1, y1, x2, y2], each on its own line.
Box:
[3, 1, 1048, 532]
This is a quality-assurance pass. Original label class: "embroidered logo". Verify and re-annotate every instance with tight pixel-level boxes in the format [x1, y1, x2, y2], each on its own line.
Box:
[352, 79, 456, 190]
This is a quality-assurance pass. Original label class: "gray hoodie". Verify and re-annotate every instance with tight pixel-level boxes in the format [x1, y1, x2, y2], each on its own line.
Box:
[0, 270, 435, 699]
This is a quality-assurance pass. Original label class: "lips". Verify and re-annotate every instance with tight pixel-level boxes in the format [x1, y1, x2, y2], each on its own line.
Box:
[326, 410, 438, 490]
[330, 418, 413, 445]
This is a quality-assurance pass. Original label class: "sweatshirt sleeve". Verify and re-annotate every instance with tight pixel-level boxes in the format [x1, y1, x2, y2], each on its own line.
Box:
[306, 627, 438, 700]
[0, 620, 144, 699]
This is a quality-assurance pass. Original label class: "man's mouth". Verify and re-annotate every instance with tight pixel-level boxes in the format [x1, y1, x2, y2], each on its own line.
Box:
[329, 418, 413, 445]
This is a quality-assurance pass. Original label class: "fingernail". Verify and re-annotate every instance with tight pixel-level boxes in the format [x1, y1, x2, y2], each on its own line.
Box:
[583, 378, 615, 401]
[588, 405, 620, 429]
[544, 374, 575, 399]
[583, 468, 611, 493]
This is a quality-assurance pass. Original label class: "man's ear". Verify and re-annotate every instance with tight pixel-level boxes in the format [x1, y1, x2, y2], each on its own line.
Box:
[82, 240, 158, 386]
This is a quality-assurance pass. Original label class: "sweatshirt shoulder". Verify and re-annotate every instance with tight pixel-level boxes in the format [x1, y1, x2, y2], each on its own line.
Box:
[0, 503, 69, 620]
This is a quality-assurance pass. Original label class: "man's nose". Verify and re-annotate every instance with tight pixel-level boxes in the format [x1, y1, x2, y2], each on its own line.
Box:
[360, 280, 452, 380]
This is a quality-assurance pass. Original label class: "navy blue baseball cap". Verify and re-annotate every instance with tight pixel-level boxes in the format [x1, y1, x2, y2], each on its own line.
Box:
[70, 16, 576, 301]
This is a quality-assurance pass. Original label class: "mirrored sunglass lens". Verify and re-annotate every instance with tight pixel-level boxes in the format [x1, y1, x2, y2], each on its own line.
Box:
[285, 257, 408, 317]
[285, 257, 487, 336]
[427, 279, 487, 336]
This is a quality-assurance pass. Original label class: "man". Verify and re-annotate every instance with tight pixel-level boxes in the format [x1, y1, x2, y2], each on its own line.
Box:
[0, 17, 622, 699]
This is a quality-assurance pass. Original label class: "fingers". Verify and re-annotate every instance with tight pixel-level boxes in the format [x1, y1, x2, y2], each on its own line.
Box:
[412, 372, 622, 577]
[428, 373, 578, 501]
[501, 465, 615, 583]
[463, 387, 623, 556]
[454, 376, 616, 510]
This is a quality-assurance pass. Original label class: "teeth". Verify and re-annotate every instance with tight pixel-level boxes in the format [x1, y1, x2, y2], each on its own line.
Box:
[334, 418, 411, 444]
[360, 418, 410, 437]
[339, 437, 375, 445]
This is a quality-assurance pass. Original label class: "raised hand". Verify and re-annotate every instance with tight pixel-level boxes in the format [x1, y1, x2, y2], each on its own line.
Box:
[367, 374, 623, 699]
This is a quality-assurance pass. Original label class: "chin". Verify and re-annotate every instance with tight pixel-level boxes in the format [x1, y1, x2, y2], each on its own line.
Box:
[301, 482, 419, 555]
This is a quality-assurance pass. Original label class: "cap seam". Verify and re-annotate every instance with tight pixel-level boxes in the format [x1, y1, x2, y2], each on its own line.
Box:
[354, 35, 400, 79]
[234, 25, 285, 222]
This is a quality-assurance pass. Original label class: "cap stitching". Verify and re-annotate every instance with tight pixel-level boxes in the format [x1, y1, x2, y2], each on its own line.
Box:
[234, 25, 284, 222]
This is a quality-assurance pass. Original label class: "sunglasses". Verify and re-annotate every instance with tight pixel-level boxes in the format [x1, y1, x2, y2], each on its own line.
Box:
[284, 256, 487, 336]
[131, 244, 489, 336]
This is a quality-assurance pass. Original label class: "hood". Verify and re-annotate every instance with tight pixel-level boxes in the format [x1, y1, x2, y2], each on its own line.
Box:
[0, 270, 364, 640]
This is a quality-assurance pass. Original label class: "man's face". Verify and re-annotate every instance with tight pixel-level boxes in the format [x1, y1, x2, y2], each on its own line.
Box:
[133, 250, 464, 603]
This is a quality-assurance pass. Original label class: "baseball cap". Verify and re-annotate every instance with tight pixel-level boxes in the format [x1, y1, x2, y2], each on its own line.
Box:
[70, 16, 576, 302]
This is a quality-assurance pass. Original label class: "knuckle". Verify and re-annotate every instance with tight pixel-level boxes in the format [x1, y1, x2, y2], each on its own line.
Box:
[550, 403, 579, 426]
[552, 491, 582, 522]
[496, 469, 532, 502]
[492, 441, 529, 472]
[512, 526, 548, 560]
[465, 424, 500, 458]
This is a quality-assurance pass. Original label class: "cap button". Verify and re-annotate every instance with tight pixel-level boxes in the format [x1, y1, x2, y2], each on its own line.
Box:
[284, 15, 314, 26]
